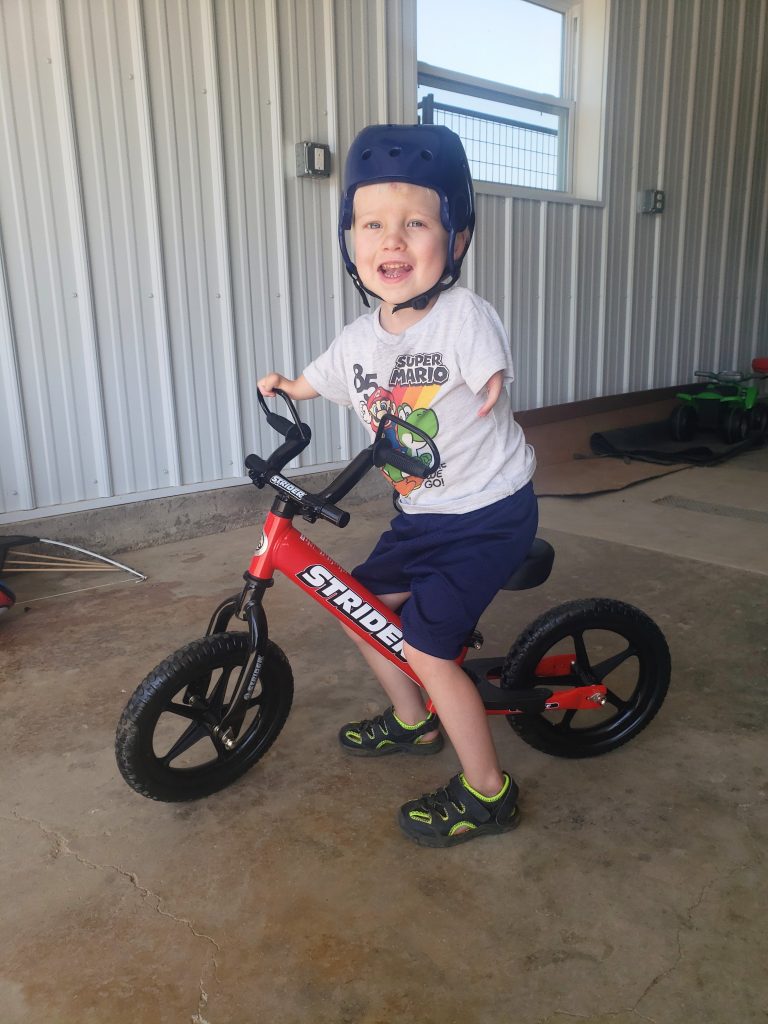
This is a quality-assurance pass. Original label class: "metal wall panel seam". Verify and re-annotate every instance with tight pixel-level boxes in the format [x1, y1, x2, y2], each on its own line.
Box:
[465, 218, 476, 292]
[202, 0, 243, 475]
[265, 0, 295, 382]
[621, 0, 646, 394]
[594, 1, 617, 399]
[376, 0, 388, 123]
[537, 202, 547, 407]
[229, 0, 276, 455]
[323, 0, 351, 463]
[132, 0, 182, 487]
[75, 1, 149, 492]
[0, 218, 33, 510]
[749, 45, 768, 357]
[596, 0, 612, 203]
[147, 0, 202, 481]
[670, 0, 700, 381]
[175, 0, 217, 480]
[48, 0, 112, 497]
[692, 0, 724, 372]
[0, 5, 55, 502]
[279, 0, 323, 471]
[567, 203, 579, 401]
[647, 0, 675, 388]
[712, 0, 745, 369]
[503, 196, 513, 344]
[127, 0, 181, 487]
[733, 0, 766, 365]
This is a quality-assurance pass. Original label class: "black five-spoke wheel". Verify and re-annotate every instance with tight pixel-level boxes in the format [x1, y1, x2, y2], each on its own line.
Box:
[502, 599, 670, 757]
[116, 633, 293, 801]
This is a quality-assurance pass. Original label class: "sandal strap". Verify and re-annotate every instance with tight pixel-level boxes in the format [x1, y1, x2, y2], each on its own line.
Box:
[406, 774, 516, 829]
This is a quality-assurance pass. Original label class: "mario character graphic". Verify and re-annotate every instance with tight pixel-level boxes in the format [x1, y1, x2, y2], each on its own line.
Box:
[360, 387, 399, 442]
[357, 370, 443, 496]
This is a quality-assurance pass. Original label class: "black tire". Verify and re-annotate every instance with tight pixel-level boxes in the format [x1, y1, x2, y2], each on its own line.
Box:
[116, 633, 293, 801]
[748, 402, 768, 437]
[501, 599, 670, 758]
[669, 403, 697, 442]
[721, 406, 748, 444]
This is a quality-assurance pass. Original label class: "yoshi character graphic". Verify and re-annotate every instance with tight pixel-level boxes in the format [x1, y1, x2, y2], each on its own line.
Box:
[385, 407, 440, 497]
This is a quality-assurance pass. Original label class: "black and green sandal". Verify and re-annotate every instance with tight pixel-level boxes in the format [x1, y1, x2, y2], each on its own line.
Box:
[338, 706, 443, 757]
[398, 772, 520, 847]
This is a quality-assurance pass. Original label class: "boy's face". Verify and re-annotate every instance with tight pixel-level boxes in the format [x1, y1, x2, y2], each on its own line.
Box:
[351, 183, 465, 307]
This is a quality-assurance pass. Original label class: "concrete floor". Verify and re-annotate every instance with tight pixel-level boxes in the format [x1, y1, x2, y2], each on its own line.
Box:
[2, 448, 767, 1024]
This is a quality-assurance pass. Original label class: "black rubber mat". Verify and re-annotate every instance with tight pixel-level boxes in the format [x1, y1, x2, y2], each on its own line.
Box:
[589, 420, 765, 465]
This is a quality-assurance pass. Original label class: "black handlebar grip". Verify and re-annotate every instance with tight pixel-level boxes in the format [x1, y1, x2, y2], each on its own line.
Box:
[319, 503, 350, 528]
[245, 454, 268, 473]
[376, 444, 431, 479]
[265, 412, 299, 437]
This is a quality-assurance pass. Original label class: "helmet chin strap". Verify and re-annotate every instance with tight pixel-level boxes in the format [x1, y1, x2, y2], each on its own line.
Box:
[390, 271, 460, 314]
[346, 263, 456, 313]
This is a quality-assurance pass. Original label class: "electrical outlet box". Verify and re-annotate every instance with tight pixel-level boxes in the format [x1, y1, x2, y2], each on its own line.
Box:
[296, 142, 331, 178]
[638, 189, 665, 214]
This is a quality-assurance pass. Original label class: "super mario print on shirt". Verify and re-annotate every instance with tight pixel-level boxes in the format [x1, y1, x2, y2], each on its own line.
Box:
[356, 357, 444, 497]
[302, 287, 535, 516]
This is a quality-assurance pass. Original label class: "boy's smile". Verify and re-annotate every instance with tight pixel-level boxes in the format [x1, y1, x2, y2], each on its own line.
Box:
[351, 182, 466, 330]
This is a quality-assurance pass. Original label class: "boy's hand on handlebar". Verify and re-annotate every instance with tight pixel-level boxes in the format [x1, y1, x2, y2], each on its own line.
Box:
[258, 372, 286, 397]
[477, 370, 505, 417]
[257, 372, 319, 401]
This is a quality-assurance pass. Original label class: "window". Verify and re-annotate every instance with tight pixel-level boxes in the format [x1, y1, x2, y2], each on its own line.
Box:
[417, 0, 608, 199]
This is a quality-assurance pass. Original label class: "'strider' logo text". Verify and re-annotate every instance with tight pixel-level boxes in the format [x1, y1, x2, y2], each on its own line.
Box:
[297, 564, 405, 661]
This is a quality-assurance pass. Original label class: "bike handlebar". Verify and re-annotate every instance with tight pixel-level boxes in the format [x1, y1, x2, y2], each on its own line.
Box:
[247, 392, 442, 528]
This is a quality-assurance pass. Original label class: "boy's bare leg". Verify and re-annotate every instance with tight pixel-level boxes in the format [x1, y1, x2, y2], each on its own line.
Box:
[340, 592, 439, 738]
[403, 643, 504, 798]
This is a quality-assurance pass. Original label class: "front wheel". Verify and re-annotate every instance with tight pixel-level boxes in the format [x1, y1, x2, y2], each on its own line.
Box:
[669, 403, 697, 442]
[116, 633, 293, 801]
[501, 599, 670, 758]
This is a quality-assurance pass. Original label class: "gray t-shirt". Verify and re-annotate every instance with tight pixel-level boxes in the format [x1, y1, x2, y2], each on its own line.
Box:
[303, 287, 535, 515]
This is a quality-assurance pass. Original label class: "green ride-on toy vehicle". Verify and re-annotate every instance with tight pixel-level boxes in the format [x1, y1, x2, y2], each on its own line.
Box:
[669, 357, 768, 444]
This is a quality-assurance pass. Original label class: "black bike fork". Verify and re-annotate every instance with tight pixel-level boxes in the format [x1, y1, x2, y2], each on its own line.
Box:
[192, 575, 273, 748]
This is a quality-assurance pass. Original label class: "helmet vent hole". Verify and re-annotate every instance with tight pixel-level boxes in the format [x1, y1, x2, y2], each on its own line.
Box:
[389, 147, 401, 157]
[361, 148, 371, 160]
[420, 149, 433, 161]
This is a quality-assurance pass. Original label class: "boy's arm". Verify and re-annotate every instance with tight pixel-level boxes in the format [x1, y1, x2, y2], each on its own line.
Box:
[258, 372, 319, 401]
[477, 369, 505, 417]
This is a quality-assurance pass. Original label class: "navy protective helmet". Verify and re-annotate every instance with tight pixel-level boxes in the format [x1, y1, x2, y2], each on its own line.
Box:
[338, 123, 475, 312]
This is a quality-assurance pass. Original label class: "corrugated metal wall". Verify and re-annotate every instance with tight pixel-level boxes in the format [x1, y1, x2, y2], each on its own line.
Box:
[1, 0, 767, 520]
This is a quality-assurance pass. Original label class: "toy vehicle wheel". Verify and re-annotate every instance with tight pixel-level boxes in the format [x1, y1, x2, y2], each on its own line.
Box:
[721, 406, 749, 444]
[116, 633, 293, 801]
[749, 403, 768, 437]
[501, 599, 670, 758]
[669, 403, 697, 442]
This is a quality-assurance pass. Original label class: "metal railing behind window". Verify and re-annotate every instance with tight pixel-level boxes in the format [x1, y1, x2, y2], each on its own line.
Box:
[419, 93, 561, 191]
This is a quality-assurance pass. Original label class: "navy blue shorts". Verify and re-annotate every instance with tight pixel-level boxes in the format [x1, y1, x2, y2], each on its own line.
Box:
[351, 483, 538, 659]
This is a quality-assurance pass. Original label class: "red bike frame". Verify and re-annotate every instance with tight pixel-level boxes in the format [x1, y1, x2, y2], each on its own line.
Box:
[245, 510, 607, 715]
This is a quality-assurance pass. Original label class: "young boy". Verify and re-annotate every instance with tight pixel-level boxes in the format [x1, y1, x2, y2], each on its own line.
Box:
[258, 124, 537, 847]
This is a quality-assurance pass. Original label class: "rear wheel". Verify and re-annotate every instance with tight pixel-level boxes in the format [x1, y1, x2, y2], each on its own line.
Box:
[669, 403, 697, 442]
[748, 402, 768, 437]
[721, 406, 749, 444]
[116, 633, 293, 801]
[501, 599, 670, 758]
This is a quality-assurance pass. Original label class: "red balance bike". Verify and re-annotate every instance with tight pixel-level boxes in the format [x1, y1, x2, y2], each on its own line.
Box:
[116, 391, 671, 802]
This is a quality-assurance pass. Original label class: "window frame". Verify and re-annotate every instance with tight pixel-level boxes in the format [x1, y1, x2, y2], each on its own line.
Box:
[417, 61, 574, 193]
[416, 0, 608, 203]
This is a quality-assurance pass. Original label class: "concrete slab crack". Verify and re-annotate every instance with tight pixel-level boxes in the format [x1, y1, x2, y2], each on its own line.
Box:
[534, 864, 756, 1024]
[4, 812, 221, 1023]
[632, 858, 756, 1016]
